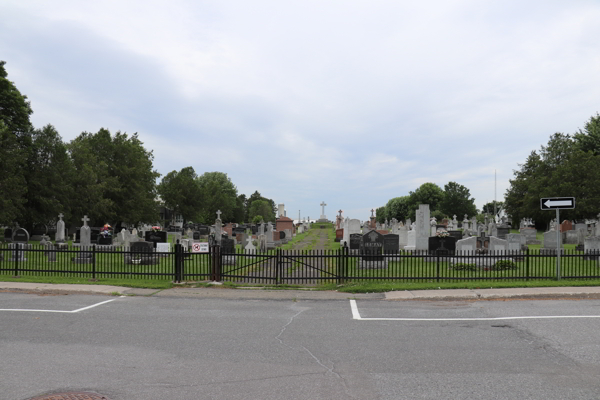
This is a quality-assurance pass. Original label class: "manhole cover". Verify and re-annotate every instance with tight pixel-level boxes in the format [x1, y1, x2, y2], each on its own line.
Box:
[28, 392, 110, 400]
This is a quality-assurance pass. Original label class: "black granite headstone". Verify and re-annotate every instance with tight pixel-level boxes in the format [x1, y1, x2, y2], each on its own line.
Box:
[4, 228, 13, 241]
[145, 231, 168, 248]
[383, 234, 400, 254]
[279, 231, 286, 239]
[193, 231, 201, 240]
[221, 238, 235, 254]
[362, 230, 384, 261]
[428, 236, 457, 255]
[350, 233, 362, 250]
[198, 225, 210, 235]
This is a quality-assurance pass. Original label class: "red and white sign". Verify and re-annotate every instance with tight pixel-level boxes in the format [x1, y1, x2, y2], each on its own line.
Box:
[192, 243, 209, 253]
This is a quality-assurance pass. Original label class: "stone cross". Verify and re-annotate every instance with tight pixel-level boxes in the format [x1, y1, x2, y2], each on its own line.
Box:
[476, 231, 489, 249]
[371, 209, 374, 217]
[81, 215, 90, 227]
[338, 210, 342, 217]
[320, 201, 327, 215]
[216, 210, 222, 220]
[58, 213, 64, 221]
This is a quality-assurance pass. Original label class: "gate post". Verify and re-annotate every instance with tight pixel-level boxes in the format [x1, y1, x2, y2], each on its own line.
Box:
[174, 242, 183, 283]
[276, 248, 281, 284]
[211, 245, 221, 282]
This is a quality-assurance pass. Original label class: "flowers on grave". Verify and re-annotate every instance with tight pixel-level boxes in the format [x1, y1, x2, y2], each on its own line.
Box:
[152, 226, 162, 232]
[436, 230, 449, 238]
[100, 223, 112, 236]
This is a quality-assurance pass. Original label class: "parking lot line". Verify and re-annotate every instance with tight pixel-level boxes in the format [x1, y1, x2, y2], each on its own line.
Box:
[350, 300, 600, 321]
[0, 296, 125, 313]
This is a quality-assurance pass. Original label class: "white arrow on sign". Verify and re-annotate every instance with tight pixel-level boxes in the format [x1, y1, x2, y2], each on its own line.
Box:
[544, 199, 572, 208]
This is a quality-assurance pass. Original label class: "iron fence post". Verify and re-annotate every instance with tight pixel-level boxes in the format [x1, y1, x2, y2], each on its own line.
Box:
[92, 245, 96, 280]
[174, 243, 182, 283]
[436, 251, 440, 283]
[13, 244, 19, 277]
[276, 248, 281, 284]
[526, 247, 529, 281]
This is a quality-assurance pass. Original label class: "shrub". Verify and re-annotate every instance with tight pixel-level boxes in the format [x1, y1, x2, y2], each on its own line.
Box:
[493, 260, 518, 270]
[452, 263, 477, 271]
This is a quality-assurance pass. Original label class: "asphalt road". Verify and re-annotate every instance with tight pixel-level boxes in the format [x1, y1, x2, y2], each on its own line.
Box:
[2, 293, 600, 400]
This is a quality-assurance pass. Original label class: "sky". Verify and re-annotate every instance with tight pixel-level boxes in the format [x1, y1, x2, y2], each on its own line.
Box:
[1, 0, 599, 222]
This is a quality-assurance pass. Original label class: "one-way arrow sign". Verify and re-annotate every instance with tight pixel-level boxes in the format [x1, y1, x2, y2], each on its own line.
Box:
[540, 197, 575, 210]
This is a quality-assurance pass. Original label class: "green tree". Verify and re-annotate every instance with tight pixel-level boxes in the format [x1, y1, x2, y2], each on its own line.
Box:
[196, 172, 238, 223]
[245, 190, 276, 222]
[440, 181, 477, 219]
[248, 199, 275, 223]
[157, 167, 202, 225]
[0, 61, 33, 224]
[375, 206, 386, 223]
[20, 124, 74, 230]
[68, 128, 160, 227]
[407, 182, 444, 220]
[232, 194, 246, 223]
[482, 201, 504, 215]
[384, 196, 411, 222]
[574, 113, 600, 155]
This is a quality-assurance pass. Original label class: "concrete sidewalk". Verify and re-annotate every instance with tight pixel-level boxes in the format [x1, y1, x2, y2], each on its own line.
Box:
[3, 281, 600, 300]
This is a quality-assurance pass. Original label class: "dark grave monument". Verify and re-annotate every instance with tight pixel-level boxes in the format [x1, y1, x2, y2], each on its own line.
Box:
[193, 231, 201, 240]
[145, 231, 167, 248]
[13, 228, 29, 243]
[361, 230, 384, 261]
[125, 241, 158, 265]
[428, 236, 457, 255]
[31, 224, 48, 241]
[496, 226, 510, 239]
[198, 225, 210, 235]
[383, 234, 400, 254]
[90, 228, 101, 243]
[350, 233, 362, 250]
[279, 231, 286, 240]
[335, 229, 343, 242]
[10, 228, 30, 261]
[4, 228, 13, 243]
[447, 230, 462, 242]
[476, 232, 490, 253]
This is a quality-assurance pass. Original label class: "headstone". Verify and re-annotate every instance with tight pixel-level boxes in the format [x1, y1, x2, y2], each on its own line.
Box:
[542, 230, 563, 254]
[350, 233, 362, 251]
[575, 223, 587, 232]
[13, 228, 30, 243]
[415, 204, 430, 251]
[4, 228, 13, 243]
[214, 210, 223, 245]
[80, 215, 91, 247]
[495, 226, 510, 240]
[447, 230, 462, 242]
[125, 241, 158, 265]
[398, 225, 408, 249]
[428, 235, 456, 255]
[266, 222, 275, 249]
[55, 213, 66, 243]
[520, 227, 539, 244]
[383, 234, 400, 255]
[489, 236, 508, 254]
[560, 220, 573, 232]
[506, 233, 526, 252]
[145, 230, 167, 248]
[31, 224, 48, 241]
[361, 230, 384, 261]
[156, 242, 171, 255]
[335, 229, 343, 242]
[456, 236, 477, 254]
[584, 236, 600, 260]
[45, 241, 57, 262]
[245, 238, 256, 251]
[404, 230, 416, 251]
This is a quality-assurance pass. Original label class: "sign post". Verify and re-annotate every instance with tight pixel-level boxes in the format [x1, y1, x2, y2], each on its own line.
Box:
[540, 197, 575, 280]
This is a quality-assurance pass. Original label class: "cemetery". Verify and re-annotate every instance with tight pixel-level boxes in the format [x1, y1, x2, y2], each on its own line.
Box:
[2, 205, 600, 286]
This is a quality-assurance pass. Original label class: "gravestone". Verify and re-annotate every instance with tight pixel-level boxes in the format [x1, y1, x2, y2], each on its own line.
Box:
[428, 236, 456, 255]
[31, 224, 47, 241]
[564, 230, 581, 245]
[10, 228, 30, 262]
[350, 233, 362, 251]
[506, 233, 526, 252]
[560, 220, 573, 232]
[361, 230, 384, 261]
[55, 213, 66, 243]
[456, 236, 477, 254]
[221, 237, 236, 265]
[79, 215, 92, 248]
[489, 236, 508, 254]
[45, 241, 57, 262]
[214, 210, 223, 245]
[145, 231, 167, 248]
[4, 228, 13, 243]
[415, 204, 430, 251]
[584, 237, 600, 260]
[193, 231, 201, 241]
[97, 231, 113, 245]
[405, 230, 416, 251]
[266, 222, 275, 250]
[13, 228, 30, 243]
[156, 242, 171, 255]
[125, 241, 158, 265]
[476, 232, 490, 252]
[575, 223, 587, 232]
[542, 230, 563, 254]
[383, 234, 400, 255]
[198, 225, 210, 235]
[447, 230, 462, 242]
[245, 237, 256, 251]
[335, 229, 343, 242]
[398, 225, 408, 249]
[520, 227, 539, 244]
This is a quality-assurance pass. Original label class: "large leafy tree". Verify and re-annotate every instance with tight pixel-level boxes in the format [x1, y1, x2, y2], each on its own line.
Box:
[574, 113, 600, 155]
[0, 61, 33, 224]
[407, 182, 444, 220]
[157, 166, 202, 225]
[248, 199, 275, 223]
[482, 201, 504, 215]
[505, 125, 600, 227]
[440, 181, 477, 219]
[245, 190, 276, 222]
[196, 171, 238, 223]
[384, 196, 411, 222]
[20, 124, 74, 230]
[68, 128, 159, 227]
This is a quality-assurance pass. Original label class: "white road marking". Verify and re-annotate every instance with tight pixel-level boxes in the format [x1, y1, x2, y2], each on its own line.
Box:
[350, 300, 600, 321]
[0, 296, 125, 313]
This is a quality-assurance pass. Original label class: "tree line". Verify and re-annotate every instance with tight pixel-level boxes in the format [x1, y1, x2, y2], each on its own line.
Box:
[0, 61, 275, 231]
[375, 181, 479, 224]
[504, 114, 600, 228]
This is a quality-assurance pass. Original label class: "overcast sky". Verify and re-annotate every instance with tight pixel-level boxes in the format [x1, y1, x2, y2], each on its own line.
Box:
[2, 0, 599, 222]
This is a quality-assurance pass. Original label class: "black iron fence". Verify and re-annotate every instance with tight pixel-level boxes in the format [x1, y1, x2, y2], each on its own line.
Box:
[1, 243, 599, 284]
